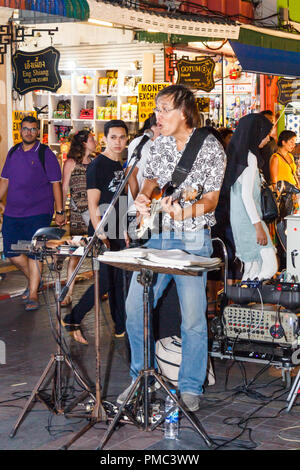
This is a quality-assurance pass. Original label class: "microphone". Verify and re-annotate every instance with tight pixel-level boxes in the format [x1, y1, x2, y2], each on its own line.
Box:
[132, 129, 154, 158]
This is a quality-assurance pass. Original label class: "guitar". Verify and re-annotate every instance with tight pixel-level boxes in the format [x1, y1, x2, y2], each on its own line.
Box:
[127, 182, 200, 241]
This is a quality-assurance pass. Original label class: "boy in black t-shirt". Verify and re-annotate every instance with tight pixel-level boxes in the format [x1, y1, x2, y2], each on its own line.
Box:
[63, 120, 129, 344]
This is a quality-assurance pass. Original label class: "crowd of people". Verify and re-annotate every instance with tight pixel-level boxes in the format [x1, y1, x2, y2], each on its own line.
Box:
[1, 84, 300, 412]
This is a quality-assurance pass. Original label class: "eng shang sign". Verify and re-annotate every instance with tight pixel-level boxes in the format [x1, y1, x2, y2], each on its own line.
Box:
[12, 46, 62, 95]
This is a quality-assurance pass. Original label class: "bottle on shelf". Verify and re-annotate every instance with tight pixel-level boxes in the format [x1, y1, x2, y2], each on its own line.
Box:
[164, 389, 179, 440]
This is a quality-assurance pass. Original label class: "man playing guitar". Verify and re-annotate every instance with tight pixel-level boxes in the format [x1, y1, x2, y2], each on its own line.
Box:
[118, 85, 226, 412]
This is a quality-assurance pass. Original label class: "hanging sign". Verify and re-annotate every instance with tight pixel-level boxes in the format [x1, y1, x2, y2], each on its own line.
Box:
[138, 82, 170, 122]
[12, 110, 37, 145]
[196, 97, 210, 113]
[176, 57, 215, 92]
[277, 78, 300, 106]
[12, 46, 62, 95]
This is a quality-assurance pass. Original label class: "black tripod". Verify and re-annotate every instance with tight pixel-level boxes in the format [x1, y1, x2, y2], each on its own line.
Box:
[97, 265, 214, 450]
[10, 251, 94, 438]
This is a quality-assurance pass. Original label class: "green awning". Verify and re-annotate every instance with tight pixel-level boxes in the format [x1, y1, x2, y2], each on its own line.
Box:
[0, 0, 90, 22]
[235, 26, 300, 54]
[136, 24, 300, 55]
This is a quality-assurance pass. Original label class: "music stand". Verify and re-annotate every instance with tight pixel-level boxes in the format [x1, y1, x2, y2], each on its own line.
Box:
[94, 256, 222, 450]
[10, 232, 95, 438]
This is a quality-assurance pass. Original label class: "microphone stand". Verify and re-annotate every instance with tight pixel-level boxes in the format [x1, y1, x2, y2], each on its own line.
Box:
[60, 143, 146, 449]
[59, 144, 144, 304]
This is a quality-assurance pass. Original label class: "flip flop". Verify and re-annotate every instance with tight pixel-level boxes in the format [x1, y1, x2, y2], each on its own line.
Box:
[25, 300, 40, 311]
[22, 281, 43, 302]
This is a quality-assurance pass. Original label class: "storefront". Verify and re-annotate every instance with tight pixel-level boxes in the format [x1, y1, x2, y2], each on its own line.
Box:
[2, 2, 300, 158]
[162, 42, 258, 129]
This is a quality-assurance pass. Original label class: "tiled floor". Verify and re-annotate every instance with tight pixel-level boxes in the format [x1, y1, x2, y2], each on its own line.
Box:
[1, 267, 300, 452]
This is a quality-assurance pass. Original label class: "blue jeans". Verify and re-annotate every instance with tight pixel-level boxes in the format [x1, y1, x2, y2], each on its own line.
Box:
[126, 229, 213, 395]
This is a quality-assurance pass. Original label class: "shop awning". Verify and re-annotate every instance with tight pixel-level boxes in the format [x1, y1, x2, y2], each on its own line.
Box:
[90, 1, 240, 40]
[0, 0, 90, 22]
[230, 26, 300, 78]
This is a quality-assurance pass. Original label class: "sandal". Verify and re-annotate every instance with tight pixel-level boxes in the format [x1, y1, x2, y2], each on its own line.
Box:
[22, 281, 44, 302]
[114, 331, 125, 338]
[61, 319, 88, 345]
[61, 295, 72, 307]
[25, 299, 40, 311]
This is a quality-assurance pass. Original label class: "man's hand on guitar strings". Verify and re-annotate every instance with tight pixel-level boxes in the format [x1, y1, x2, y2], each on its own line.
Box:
[161, 196, 183, 221]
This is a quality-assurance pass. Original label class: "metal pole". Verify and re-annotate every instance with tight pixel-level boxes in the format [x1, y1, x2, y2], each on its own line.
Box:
[221, 53, 226, 127]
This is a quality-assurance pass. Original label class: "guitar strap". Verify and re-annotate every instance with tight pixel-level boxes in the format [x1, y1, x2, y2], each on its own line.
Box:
[171, 127, 211, 188]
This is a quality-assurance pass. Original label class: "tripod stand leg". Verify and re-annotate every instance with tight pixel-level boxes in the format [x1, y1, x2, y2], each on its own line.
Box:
[61, 419, 99, 450]
[96, 375, 143, 450]
[286, 370, 300, 412]
[63, 356, 94, 414]
[10, 355, 55, 438]
[153, 371, 214, 448]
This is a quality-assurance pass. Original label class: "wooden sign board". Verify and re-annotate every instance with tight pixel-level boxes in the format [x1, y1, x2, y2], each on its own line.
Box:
[12, 46, 62, 95]
[277, 78, 300, 106]
[176, 57, 215, 92]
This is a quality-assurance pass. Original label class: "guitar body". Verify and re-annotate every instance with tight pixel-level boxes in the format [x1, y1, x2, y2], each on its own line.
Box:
[127, 182, 198, 242]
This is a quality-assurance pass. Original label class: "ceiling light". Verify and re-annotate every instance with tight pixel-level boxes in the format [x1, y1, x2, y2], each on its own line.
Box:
[88, 18, 113, 27]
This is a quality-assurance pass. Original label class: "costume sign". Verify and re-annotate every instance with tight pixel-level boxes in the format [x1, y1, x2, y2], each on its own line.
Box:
[138, 83, 170, 122]
[12, 46, 62, 95]
[176, 57, 215, 92]
[277, 78, 300, 106]
[12, 110, 37, 145]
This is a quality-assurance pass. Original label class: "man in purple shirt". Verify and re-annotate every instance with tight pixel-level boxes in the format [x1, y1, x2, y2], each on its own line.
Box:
[0, 116, 65, 311]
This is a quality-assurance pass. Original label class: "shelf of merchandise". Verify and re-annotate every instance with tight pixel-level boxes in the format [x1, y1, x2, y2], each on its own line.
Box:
[32, 68, 142, 151]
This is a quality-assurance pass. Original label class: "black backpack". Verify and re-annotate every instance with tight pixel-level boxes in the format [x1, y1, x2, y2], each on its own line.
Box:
[8, 142, 48, 172]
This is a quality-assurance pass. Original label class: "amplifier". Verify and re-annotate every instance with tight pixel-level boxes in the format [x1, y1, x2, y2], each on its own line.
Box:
[210, 339, 297, 368]
[222, 304, 300, 347]
[226, 284, 300, 311]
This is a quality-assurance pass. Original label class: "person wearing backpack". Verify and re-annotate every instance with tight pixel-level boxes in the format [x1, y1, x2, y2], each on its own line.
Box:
[0, 116, 65, 311]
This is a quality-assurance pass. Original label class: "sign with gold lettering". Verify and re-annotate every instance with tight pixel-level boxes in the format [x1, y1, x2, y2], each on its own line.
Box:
[196, 97, 210, 113]
[277, 78, 300, 106]
[176, 57, 215, 92]
[12, 110, 37, 145]
[12, 46, 62, 95]
[138, 82, 170, 122]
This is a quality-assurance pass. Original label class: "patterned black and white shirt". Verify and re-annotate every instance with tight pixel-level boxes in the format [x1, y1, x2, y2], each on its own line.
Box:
[143, 130, 226, 232]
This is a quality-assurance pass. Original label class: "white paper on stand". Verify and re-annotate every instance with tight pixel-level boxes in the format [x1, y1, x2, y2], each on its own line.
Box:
[98, 248, 221, 269]
[147, 249, 221, 267]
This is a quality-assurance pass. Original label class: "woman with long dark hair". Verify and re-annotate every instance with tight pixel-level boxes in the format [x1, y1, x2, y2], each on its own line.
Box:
[223, 113, 277, 281]
[270, 130, 300, 191]
[61, 130, 96, 322]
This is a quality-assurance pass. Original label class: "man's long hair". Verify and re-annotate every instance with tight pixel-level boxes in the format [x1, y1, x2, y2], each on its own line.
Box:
[156, 84, 200, 128]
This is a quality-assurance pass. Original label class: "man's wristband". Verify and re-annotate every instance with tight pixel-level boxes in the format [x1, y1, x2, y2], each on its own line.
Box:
[56, 210, 65, 215]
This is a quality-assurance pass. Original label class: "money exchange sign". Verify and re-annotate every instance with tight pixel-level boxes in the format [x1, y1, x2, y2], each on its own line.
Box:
[138, 83, 170, 122]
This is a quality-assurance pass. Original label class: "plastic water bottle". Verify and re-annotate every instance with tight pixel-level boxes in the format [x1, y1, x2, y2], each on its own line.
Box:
[164, 389, 179, 439]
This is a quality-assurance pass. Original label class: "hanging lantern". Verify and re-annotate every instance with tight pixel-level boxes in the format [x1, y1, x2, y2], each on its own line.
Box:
[229, 67, 241, 80]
